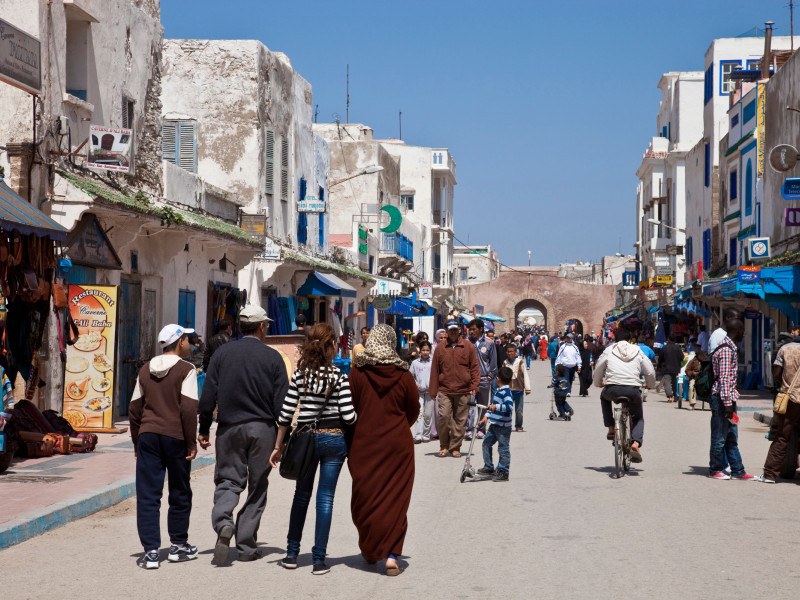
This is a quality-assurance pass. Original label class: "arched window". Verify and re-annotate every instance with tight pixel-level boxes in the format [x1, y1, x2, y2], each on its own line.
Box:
[744, 159, 753, 216]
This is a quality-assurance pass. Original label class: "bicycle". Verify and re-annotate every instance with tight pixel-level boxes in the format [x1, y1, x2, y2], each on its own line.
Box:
[612, 395, 633, 478]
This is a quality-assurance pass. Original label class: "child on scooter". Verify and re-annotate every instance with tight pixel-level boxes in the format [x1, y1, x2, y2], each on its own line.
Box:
[477, 366, 514, 482]
[548, 364, 574, 418]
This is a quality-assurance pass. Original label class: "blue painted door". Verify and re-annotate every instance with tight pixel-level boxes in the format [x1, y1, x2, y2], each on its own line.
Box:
[118, 278, 141, 416]
[178, 289, 196, 329]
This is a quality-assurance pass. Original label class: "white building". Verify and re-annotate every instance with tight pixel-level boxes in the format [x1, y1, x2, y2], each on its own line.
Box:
[635, 71, 704, 288]
[453, 244, 498, 305]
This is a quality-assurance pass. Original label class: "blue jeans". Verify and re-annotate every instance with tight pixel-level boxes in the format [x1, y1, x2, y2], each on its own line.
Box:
[709, 395, 745, 477]
[564, 365, 578, 394]
[554, 394, 573, 417]
[525, 355, 531, 368]
[511, 390, 524, 429]
[482, 424, 511, 473]
[286, 433, 347, 563]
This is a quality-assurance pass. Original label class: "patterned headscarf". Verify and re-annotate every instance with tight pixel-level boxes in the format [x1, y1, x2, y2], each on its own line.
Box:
[353, 324, 409, 370]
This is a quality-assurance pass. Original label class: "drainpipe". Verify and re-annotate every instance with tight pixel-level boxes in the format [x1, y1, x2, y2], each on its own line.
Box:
[762, 21, 774, 80]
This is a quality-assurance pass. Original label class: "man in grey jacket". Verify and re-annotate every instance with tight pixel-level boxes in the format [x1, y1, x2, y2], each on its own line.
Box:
[466, 318, 497, 439]
[593, 327, 655, 463]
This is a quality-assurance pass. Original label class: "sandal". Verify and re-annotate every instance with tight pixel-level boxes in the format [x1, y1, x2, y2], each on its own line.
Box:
[437, 449, 448, 457]
[451, 451, 461, 458]
[630, 448, 643, 463]
[386, 564, 403, 576]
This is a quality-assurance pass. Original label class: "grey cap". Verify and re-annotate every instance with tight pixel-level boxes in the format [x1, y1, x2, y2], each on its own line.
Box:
[239, 304, 272, 324]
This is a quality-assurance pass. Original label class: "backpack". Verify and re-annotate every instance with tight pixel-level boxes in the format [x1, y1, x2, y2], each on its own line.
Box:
[694, 345, 724, 399]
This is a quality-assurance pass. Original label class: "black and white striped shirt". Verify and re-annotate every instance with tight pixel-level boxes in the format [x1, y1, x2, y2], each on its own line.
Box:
[278, 366, 356, 428]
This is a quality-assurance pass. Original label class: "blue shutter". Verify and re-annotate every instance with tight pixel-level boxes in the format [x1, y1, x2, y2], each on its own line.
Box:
[704, 143, 710, 187]
[318, 187, 325, 247]
[730, 170, 737, 200]
[178, 289, 196, 329]
[702, 229, 711, 267]
[729, 237, 737, 267]
[744, 160, 753, 216]
[686, 237, 693, 266]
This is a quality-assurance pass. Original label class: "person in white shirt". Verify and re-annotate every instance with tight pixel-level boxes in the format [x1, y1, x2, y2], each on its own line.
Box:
[696, 326, 709, 353]
[555, 333, 582, 395]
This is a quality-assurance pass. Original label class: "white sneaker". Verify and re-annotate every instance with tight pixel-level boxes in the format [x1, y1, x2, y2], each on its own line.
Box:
[754, 475, 776, 483]
[724, 466, 732, 475]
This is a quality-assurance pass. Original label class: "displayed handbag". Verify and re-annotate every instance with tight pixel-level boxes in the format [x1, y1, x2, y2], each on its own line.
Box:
[773, 365, 800, 415]
[279, 370, 334, 481]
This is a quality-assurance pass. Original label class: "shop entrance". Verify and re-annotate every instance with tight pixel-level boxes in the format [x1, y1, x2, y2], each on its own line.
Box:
[117, 278, 141, 416]
[564, 318, 584, 336]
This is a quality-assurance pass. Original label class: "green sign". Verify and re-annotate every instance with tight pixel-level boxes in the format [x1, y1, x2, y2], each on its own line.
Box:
[380, 205, 402, 233]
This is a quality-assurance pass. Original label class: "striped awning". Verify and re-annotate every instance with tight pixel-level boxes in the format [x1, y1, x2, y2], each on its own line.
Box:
[0, 180, 67, 241]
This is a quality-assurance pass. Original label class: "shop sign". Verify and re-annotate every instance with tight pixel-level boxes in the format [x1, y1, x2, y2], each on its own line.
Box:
[770, 144, 799, 172]
[0, 18, 41, 95]
[757, 82, 766, 177]
[782, 178, 800, 200]
[656, 266, 673, 276]
[748, 237, 770, 260]
[358, 224, 368, 264]
[654, 255, 670, 267]
[622, 271, 639, 289]
[640, 288, 659, 302]
[62, 285, 119, 431]
[785, 207, 800, 226]
[656, 275, 673, 285]
[738, 266, 761, 283]
[240, 214, 267, 238]
[743, 307, 761, 319]
[372, 295, 393, 311]
[419, 282, 433, 299]
[255, 237, 281, 260]
[473, 304, 484, 315]
[298, 195, 325, 213]
[88, 125, 133, 173]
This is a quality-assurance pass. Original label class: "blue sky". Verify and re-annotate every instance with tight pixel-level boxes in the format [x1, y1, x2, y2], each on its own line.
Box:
[162, 0, 793, 266]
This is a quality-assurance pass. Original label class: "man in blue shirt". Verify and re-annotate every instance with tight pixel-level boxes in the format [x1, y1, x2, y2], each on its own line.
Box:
[637, 337, 656, 362]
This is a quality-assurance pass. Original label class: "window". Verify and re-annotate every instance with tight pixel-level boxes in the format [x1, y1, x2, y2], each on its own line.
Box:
[400, 194, 414, 211]
[730, 169, 738, 201]
[742, 100, 756, 123]
[318, 187, 325, 247]
[297, 178, 308, 245]
[686, 237, 693, 266]
[122, 97, 134, 130]
[264, 129, 275, 194]
[731, 113, 739, 128]
[704, 143, 710, 187]
[459, 267, 468, 281]
[744, 160, 753, 216]
[662, 126, 667, 138]
[162, 120, 197, 173]
[702, 228, 711, 267]
[704, 64, 713, 105]
[720, 60, 742, 95]
[729, 236, 737, 267]
[280, 138, 289, 201]
[178, 289, 196, 329]
[66, 19, 89, 101]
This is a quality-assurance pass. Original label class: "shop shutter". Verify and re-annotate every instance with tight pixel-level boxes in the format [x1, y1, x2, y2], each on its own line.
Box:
[265, 129, 275, 194]
[281, 138, 289, 201]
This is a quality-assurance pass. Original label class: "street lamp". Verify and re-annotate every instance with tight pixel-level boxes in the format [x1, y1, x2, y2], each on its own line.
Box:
[329, 165, 384, 187]
[528, 250, 531, 266]
[647, 218, 686, 233]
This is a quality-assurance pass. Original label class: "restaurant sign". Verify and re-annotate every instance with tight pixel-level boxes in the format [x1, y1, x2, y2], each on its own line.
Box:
[738, 265, 761, 283]
[0, 18, 41, 95]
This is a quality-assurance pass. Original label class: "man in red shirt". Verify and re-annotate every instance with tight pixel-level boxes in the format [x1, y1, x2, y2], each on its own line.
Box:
[430, 319, 480, 457]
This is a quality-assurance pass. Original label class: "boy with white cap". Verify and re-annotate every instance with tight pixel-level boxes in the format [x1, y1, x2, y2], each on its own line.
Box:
[129, 324, 199, 569]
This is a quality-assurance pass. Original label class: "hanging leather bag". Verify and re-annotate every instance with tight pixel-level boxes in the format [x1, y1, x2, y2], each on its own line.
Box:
[774, 365, 800, 415]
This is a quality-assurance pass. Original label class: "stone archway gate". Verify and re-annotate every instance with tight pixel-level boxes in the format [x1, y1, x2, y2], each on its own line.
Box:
[461, 267, 616, 334]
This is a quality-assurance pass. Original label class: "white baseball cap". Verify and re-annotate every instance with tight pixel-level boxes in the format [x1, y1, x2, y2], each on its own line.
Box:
[158, 324, 194, 348]
[239, 304, 273, 324]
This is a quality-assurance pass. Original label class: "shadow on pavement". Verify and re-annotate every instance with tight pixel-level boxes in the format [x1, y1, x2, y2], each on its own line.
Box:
[584, 465, 640, 479]
[682, 465, 711, 477]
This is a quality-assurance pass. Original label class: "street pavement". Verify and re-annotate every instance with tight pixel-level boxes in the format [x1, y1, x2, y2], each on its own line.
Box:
[2, 359, 796, 599]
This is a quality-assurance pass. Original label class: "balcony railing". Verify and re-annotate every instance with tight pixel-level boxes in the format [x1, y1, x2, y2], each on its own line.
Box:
[380, 232, 414, 262]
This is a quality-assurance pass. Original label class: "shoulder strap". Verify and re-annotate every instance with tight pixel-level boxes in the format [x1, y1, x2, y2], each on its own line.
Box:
[784, 361, 800, 394]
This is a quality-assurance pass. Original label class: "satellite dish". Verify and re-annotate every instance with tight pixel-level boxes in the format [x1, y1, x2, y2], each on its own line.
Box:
[380, 205, 402, 233]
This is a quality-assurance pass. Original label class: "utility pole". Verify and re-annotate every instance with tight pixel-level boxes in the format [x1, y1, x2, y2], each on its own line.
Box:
[399, 110, 402, 139]
[346, 64, 350, 124]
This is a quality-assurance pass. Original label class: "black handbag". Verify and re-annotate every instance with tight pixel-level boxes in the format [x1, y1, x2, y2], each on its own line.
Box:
[279, 370, 334, 481]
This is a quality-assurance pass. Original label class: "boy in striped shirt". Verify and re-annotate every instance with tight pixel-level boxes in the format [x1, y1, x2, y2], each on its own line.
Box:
[477, 366, 514, 482]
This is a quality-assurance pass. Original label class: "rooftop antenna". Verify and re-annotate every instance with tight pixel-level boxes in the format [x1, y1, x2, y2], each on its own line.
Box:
[346, 64, 350, 124]
[399, 110, 402, 139]
[314, 104, 319, 123]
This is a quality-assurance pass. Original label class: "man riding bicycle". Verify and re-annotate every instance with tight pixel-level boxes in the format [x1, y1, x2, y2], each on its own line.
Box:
[592, 327, 655, 463]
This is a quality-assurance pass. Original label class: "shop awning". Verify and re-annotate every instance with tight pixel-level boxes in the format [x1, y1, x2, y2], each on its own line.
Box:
[297, 271, 357, 298]
[385, 296, 431, 317]
[479, 312, 507, 322]
[0, 180, 67, 241]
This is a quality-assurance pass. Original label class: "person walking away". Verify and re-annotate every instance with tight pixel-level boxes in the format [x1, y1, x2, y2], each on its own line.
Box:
[476, 366, 514, 481]
[696, 325, 709, 353]
[708, 316, 754, 480]
[129, 324, 200, 569]
[578, 339, 594, 397]
[430, 319, 480, 457]
[592, 327, 655, 463]
[293, 314, 307, 333]
[410, 341, 434, 443]
[503, 344, 530, 432]
[539, 335, 548, 361]
[270, 324, 356, 575]
[683, 350, 704, 410]
[521, 333, 534, 368]
[659, 335, 684, 403]
[758, 326, 800, 483]
[555, 333, 581, 395]
[352, 327, 370, 358]
[348, 325, 419, 575]
[549, 365, 574, 418]
[202, 318, 233, 372]
[547, 335, 560, 375]
[198, 305, 290, 564]
[466, 319, 497, 440]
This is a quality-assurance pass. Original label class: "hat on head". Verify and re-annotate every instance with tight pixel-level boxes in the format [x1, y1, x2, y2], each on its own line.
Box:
[239, 304, 272, 325]
[567, 333, 574, 338]
[158, 324, 194, 348]
[446, 319, 460, 330]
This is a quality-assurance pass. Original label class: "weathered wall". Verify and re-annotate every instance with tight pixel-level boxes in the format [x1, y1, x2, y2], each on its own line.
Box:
[462, 267, 616, 335]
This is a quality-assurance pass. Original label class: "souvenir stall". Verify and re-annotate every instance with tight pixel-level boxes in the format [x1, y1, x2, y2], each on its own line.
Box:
[208, 282, 247, 338]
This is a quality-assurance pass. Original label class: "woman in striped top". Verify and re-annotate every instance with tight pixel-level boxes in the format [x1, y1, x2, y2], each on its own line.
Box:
[270, 323, 356, 575]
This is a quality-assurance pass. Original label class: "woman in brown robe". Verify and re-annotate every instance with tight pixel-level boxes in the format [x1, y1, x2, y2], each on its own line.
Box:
[348, 324, 419, 575]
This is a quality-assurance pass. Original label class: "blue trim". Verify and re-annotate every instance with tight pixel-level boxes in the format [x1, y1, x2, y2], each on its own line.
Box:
[719, 60, 742, 96]
[744, 159, 753, 216]
[739, 139, 757, 157]
[742, 99, 756, 123]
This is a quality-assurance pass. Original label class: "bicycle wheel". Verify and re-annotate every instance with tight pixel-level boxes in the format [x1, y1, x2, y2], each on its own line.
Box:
[622, 411, 631, 472]
[614, 416, 623, 479]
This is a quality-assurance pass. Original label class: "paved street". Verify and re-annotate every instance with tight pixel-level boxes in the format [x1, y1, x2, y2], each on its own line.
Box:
[1, 360, 793, 599]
